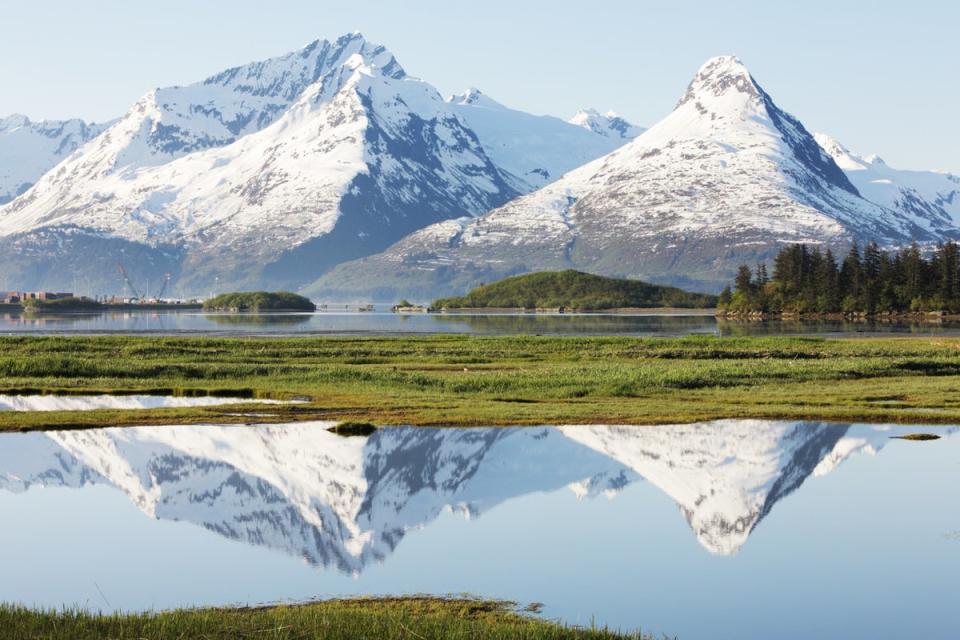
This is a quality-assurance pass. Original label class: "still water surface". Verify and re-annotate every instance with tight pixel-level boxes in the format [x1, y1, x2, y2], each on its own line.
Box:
[0, 395, 299, 412]
[0, 420, 956, 639]
[4, 310, 960, 337]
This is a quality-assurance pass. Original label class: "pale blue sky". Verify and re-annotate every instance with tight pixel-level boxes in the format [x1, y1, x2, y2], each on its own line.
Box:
[2, 0, 956, 172]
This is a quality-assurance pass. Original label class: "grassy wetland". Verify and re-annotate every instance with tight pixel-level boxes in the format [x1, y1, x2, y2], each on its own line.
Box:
[0, 598, 649, 640]
[1, 334, 960, 431]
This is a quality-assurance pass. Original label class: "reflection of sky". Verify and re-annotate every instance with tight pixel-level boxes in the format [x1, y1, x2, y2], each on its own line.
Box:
[4, 311, 960, 337]
[0, 428, 956, 640]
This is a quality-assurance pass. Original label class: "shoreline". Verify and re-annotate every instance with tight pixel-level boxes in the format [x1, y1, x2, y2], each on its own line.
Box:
[433, 306, 718, 316]
[1, 303, 203, 313]
[0, 596, 641, 640]
[717, 310, 960, 321]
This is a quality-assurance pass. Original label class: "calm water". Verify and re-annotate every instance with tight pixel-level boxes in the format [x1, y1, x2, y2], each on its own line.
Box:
[4, 310, 960, 337]
[0, 420, 956, 639]
[0, 395, 300, 412]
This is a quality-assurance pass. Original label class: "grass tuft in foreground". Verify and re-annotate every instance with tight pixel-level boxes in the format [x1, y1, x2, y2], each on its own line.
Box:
[328, 421, 378, 436]
[0, 597, 656, 640]
[891, 433, 941, 441]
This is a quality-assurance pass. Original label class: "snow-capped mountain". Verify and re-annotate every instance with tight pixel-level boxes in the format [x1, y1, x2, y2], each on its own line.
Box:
[0, 33, 519, 293]
[309, 56, 958, 298]
[568, 109, 645, 141]
[815, 133, 960, 228]
[0, 34, 644, 295]
[447, 90, 630, 191]
[0, 115, 108, 204]
[1, 420, 945, 568]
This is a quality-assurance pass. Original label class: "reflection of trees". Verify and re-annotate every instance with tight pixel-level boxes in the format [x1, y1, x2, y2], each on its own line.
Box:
[715, 318, 960, 336]
[203, 313, 313, 327]
[435, 313, 719, 335]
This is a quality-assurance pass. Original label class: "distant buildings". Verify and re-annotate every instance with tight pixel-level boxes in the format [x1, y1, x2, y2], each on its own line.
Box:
[2, 291, 73, 304]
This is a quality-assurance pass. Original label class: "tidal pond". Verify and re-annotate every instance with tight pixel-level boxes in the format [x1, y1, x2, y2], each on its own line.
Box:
[5, 309, 960, 337]
[0, 395, 299, 412]
[0, 420, 956, 639]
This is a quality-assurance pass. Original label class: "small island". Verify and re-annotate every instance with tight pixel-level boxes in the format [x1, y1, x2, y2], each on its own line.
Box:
[202, 291, 317, 312]
[22, 297, 105, 313]
[432, 270, 717, 312]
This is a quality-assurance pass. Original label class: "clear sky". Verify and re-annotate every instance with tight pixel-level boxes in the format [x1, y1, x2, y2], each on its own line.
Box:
[2, 0, 956, 172]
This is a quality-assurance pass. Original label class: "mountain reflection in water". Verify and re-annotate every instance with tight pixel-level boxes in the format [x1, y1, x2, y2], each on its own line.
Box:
[1, 420, 951, 570]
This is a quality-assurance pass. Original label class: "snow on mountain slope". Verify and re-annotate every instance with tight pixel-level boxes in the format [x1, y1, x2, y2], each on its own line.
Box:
[0, 115, 108, 204]
[0, 33, 517, 293]
[309, 56, 955, 299]
[568, 109, 645, 141]
[815, 133, 960, 228]
[447, 89, 628, 191]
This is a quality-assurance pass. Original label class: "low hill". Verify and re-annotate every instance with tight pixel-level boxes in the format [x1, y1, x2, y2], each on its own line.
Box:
[203, 291, 316, 312]
[432, 270, 716, 311]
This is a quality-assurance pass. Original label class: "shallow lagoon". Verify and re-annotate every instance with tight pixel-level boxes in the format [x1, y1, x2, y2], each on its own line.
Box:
[5, 309, 960, 337]
[0, 420, 956, 639]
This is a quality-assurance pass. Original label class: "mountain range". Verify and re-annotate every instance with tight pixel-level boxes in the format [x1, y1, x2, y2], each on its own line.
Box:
[0, 34, 956, 297]
[0, 421, 948, 568]
[0, 115, 109, 205]
[308, 55, 959, 297]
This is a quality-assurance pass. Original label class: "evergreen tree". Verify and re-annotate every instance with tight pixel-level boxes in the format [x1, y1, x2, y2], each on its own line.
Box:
[839, 243, 863, 310]
[725, 241, 960, 315]
[718, 286, 733, 308]
[817, 248, 840, 312]
[755, 263, 769, 286]
[735, 265, 754, 295]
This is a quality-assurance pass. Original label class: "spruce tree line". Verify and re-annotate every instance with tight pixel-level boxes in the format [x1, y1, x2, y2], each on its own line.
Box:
[718, 241, 960, 314]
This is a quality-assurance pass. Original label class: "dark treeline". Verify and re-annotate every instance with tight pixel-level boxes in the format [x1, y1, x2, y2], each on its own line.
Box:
[718, 241, 960, 314]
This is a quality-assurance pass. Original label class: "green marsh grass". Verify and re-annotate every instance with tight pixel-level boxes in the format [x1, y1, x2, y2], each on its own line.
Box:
[1, 335, 960, 431]
[0, 597, 655, 640]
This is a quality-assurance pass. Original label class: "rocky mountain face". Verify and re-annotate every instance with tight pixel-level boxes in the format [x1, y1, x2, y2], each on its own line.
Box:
[815, 133, 960, 230]
[308, 56, 957, 299]
[0, 115, 109, 205]
[0, 420, 943, 569]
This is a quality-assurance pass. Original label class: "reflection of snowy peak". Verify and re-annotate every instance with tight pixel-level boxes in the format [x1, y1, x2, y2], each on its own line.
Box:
[563, 421, 957, 555]
[0, 424, 624, 572]
[0, 115, 108, 204]
[815, 133, 960, 229]
[562, 421, 849, 554]
[0, 421, 951, 570]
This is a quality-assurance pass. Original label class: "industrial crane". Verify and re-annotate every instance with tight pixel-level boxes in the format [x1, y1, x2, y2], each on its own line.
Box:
[116, 262, 142, 300]
[155, 273, 172, 301]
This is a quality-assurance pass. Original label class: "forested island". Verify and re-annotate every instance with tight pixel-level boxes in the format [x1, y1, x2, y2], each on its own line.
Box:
[21, 297, 105, 312]
[432, 270, 717, 311]
[202, 291, 317, 312]
[719, 241, 960, 316]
